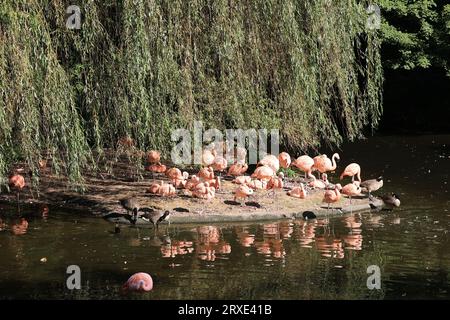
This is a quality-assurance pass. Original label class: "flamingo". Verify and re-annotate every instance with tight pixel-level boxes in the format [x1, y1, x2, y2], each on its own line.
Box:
[9, 174, 25, 211]
[147, 181, 162, 194]
[251, 165, 275, 181]
[322, 183, 343, 210]
[123, 273, 153, 292]
[287, 183, 307, 199]
[204, 176, 221, 190]
[233, 184, 254, 205]
[232, 176, 252, 185]
[228, 163, 248, 176]
[340, 163, 361, 183]
[212, 156, 228, 176]
[147, 150, 161, 164]
[246, 179, 269, 190]
[308, 174, 327, 189]
[158, 182, 176, 197]
[291, 155, 315, 180]
[202, 149, 217, 167]
[185, 175, 201, 190]
[267, 173, 284, 199]
[258, 154, 280, 173]
[313, 153, 340, 176]
[235, 147, 247, 164]
[198, 167, 215, 180]
[278, 152, 291, 169]
[146, 163, 167, 175]
[192, 182, 215, 200]
[341, 182, 362, 204]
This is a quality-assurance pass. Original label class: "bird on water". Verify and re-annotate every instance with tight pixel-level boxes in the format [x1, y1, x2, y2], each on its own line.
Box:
[140, 208, 171, 230]
[119, 198, 140, 224]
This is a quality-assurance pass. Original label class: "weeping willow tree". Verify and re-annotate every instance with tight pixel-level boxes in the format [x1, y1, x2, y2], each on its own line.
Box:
[0, 0, 383, 186]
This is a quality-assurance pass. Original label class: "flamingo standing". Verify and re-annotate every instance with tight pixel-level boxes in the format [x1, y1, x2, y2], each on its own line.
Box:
[228, 163, 248, 176]
[313, 153, 340, 177]
[291, 155, 315, 180]
[322, 183, 342, 210]
[267, 173, 284, 200]
[202, 149, 217, 167]
[123, 273, 153, 292]
[9, 174, 25, 211]
[340, 163, 361, 183]
[341, 182, 362, 204]
[212, 156, 228, 176]
[278, 152, 291, 169]
[233, 184, 254, 205]
[287, 183, 307, 199]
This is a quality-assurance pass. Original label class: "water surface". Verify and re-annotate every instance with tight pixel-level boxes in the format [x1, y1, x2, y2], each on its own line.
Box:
[0, 135, 449, 299]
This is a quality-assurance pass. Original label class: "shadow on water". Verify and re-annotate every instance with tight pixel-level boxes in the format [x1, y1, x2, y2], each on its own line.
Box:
[0, 135, 449, 299]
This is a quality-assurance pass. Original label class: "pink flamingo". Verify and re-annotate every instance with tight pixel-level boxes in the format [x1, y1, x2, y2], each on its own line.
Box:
[146, 163, 167, 175]
[258, 154, 280, 173]
[308, 174, 327, 189]
[341, 182, 362, 204]
[192, 182, 215, 200]
[123, 272, 153, 292]
[185, 175, 201, 190]
[204, 176, 221, 190]
[278, 152, 291, 169]
[234, 184, 254, 205]
[287, 183, 307, 199]
[158, 182, 176, 197]
[246, 179, 269, 190]
[9, 174, 25, 210]
[292, 155, 315, 179]
[147, 181, 162, 194]
[313, 153, 340, 176]
[212, 156, 228, 176]
[232, 176, 252, 185]
[198, 167, 215, 180]
[251, 165, 275, 181]
[228, 163, 248, 176]
[147, 150, 161, 164]
[202, 149, 217, 167]
[340, 163, 361, 183]
[322, 184, 343, 210]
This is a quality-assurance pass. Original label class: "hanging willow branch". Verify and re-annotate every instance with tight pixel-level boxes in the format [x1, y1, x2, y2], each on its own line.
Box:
[0, 0, 382, 187]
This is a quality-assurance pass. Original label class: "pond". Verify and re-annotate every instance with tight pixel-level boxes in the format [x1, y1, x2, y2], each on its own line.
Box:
[0, 135, 449, 300]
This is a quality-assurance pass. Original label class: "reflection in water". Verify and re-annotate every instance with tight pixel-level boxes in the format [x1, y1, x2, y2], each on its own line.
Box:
[11, 218, 29, 236]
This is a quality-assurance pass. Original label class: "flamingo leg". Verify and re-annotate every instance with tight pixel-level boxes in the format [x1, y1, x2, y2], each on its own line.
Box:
[16, 192, 20, 213]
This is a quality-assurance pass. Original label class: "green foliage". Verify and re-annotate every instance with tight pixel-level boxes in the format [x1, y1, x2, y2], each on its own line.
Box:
[0, 0, 383, 186]
[379, 0, 450, 74]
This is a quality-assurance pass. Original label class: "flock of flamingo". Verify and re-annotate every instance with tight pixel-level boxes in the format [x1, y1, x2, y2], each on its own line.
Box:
[140, 145, 397, 213]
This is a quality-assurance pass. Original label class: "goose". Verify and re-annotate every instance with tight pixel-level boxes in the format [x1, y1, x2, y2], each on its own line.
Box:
[119, 198, 140, 223]
[141, 209, 171, 230]
[360, 176, 383, 199]
[381, 193, 401, 209]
